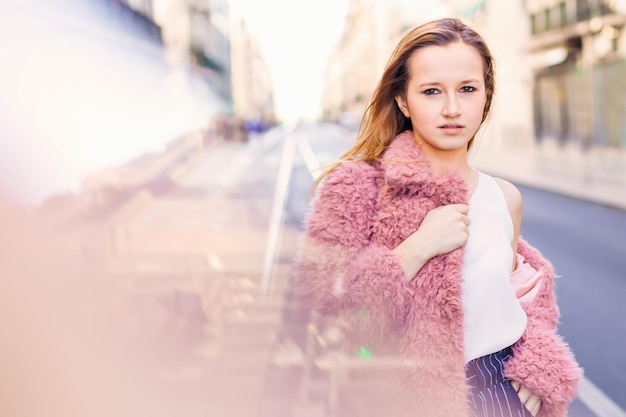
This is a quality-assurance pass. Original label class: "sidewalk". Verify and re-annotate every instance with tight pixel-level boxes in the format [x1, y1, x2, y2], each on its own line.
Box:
[471, 140, 626, 211]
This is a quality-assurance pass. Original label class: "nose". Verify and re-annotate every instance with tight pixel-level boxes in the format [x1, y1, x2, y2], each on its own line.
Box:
[442, 94, 461, 117]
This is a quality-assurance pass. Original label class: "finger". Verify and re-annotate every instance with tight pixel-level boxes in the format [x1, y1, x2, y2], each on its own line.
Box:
[443, 203, 468, 214]
[525, 395, 542, 416]
[454, 203, 469, 213]
[517, 386, 533, 403]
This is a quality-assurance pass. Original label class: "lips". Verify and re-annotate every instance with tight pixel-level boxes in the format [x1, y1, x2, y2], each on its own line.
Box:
[439, 123, 464, 134]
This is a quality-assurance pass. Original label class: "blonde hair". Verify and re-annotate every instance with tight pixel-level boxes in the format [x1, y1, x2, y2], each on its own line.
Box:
[315, 18, 496, 188]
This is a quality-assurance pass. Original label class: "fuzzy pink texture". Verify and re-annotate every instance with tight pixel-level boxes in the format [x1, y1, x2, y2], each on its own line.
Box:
[294, 131, 582, 416]
[504, 240, 583, 417]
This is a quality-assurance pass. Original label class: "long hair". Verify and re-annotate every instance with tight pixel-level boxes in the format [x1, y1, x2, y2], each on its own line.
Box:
[315, 18, 496, 188]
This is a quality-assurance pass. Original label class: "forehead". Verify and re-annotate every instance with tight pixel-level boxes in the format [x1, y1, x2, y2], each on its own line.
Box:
[406, 41, 484, 82]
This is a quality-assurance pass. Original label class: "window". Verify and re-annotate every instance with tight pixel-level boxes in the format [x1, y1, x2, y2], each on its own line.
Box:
[559, 2, 567, 27]
[531, 13, 538, 34]
[576, 0, 591, 21]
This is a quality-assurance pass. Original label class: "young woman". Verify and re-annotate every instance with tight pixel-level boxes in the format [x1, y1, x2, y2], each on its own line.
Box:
[295, 18, 582, 417]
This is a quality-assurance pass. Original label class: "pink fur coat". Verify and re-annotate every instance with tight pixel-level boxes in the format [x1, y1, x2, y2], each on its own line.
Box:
[295, 131, 582, 417]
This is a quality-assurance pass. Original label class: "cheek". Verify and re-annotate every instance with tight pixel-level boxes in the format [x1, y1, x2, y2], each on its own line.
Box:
[466, 96, 487, 120]
[407, 98, 439, 121]
[410, 110, 435, 125]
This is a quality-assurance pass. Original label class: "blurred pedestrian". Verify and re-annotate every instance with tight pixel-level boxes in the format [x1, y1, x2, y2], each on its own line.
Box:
[295, 18, 581, 417]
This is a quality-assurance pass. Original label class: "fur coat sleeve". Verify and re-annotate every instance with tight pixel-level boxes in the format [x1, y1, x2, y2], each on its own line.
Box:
[505, 239, 583, 417]
[294, 161, 414, 332]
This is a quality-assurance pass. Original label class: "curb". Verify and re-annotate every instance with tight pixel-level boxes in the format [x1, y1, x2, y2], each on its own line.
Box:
[478, 167, 626, 212]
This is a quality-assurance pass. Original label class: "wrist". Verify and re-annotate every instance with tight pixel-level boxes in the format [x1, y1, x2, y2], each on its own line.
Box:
[392, 241, 431, 281]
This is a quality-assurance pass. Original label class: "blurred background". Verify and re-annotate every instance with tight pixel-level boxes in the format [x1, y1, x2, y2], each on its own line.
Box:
[1, 0, 625, 416]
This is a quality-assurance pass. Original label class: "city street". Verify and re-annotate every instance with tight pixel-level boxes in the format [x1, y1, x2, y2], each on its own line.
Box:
[2, 121, 625, 417]
[2, 2, 625, 417]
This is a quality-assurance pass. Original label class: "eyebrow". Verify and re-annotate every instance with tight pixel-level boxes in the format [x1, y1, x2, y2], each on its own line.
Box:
[418, 79, 481, 87]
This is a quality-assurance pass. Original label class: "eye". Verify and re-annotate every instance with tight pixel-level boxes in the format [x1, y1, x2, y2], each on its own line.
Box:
[460, 86, 476, 93]
[423, 88, 440, 95]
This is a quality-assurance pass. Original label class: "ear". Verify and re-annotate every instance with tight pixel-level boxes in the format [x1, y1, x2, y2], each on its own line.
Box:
[395, 95, 409, 118]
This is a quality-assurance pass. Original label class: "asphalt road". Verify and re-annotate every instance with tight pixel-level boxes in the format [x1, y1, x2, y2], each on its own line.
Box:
[517, 184, 626, 411]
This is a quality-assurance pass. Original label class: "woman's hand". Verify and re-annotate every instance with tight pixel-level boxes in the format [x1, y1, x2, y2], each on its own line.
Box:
[392, 204, 470, 281]
[415, 203, 471, 256]
[511, 381, 542, 416]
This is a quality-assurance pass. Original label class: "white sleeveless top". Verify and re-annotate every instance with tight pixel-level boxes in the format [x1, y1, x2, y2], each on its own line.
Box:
[461, 172, 527, 363]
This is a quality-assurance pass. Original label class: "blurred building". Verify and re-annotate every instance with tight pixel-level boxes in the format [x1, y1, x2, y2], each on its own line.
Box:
[321, 0, 397, 123]
[62, 0, 164, 45]
[122, 0, 154, 16]
[229, 17, 276, 129]
[153, 0, 232, 102]
[526, 0, 626, 150]
[321, 0, 534, 146]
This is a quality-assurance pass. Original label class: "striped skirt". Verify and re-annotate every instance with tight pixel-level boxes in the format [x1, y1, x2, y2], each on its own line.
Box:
[465, 346, 534, 417]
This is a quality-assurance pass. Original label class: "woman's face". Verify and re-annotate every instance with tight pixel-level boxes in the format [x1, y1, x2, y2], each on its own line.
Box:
[395, 41, 487, 157]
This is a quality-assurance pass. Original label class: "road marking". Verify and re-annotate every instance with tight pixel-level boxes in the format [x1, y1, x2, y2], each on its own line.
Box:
[260, 131, 295, 297]
[296, 134, 323, 180]
[578, 376, 626, 417]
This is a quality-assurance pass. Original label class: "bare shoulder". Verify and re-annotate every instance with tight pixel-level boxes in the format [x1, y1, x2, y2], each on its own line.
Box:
[494, 177, 523, 220]
[494, 178, 522, 205]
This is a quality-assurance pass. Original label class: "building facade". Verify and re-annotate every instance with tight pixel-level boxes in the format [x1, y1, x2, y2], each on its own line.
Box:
[321, 0, 392, 123]
[527, 0, 626, 149]
[153, 0, 232, 102]
[229, 17, 275, 128]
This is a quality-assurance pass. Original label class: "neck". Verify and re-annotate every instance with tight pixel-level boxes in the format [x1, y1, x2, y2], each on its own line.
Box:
[422, 148, 478, 193]
[423, 148, 472, 177]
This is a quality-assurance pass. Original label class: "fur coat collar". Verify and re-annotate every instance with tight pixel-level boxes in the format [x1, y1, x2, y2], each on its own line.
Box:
[379, 130, 467, 204]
